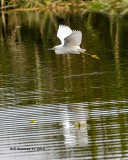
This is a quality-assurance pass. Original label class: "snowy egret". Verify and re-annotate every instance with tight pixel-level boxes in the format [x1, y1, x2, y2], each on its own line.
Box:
[50, 25, 86, 54]
[48, 25, 99, 59]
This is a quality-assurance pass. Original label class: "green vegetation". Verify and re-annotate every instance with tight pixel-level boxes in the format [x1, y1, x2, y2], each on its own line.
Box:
[0, 0, 128, 15]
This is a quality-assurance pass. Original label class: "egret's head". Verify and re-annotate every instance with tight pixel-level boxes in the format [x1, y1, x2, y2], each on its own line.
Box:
[52, 47, 56, 50]
[47, 45, 61, 51]
[53, 45, 62, 50]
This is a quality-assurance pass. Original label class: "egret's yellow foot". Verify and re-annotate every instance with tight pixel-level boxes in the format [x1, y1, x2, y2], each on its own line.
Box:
[91, 55, 99, 60]
[83, 52, 99, 60]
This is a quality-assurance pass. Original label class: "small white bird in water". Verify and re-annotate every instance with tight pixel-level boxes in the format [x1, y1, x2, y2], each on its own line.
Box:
[50, 25, 86, 54]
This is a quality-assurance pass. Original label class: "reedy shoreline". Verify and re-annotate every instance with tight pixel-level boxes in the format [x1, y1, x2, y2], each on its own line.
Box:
[0, 0, 128, 15]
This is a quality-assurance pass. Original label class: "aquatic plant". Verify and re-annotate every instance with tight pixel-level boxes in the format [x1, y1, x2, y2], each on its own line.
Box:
[0, 0, 128, 15]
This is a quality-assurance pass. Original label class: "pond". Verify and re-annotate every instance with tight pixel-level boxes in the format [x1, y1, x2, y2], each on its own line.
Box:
[0, 11, 128, 160]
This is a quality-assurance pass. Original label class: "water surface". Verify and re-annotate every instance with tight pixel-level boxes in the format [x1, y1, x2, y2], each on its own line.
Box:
[0, 11, 128, 159]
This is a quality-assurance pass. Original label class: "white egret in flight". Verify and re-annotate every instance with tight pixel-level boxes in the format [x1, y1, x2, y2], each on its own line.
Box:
[48, 25, 99, 59]
[49, 25, 85, 54]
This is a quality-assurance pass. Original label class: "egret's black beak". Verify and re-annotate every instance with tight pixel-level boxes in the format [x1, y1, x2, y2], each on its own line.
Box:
[47, 47, 55, 50]
[47, 48, 53, 50]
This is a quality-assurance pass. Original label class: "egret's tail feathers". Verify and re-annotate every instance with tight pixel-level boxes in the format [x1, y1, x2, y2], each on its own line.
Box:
[80, 49, 86, 53]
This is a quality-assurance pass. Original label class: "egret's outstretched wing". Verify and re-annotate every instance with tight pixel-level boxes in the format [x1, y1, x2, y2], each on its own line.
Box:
[57, 25, 72, 45]
[64, 31, 82, 47]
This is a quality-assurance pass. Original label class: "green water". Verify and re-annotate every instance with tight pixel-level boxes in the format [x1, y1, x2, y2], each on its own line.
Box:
[0, 11, 128, 160]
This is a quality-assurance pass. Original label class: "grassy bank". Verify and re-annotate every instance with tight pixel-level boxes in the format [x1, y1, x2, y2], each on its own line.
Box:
[1, 0, 128, 15]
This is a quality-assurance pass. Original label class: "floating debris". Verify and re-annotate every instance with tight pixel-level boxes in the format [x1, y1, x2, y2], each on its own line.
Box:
[30, 120, 35, 123]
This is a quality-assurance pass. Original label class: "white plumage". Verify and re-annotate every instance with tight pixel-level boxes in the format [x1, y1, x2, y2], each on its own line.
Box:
[53, 25, 86, 54]
[57, 25, 72, 46]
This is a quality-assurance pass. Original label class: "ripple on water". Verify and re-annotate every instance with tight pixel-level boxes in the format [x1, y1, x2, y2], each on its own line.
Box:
[0, 101, 128, 159]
